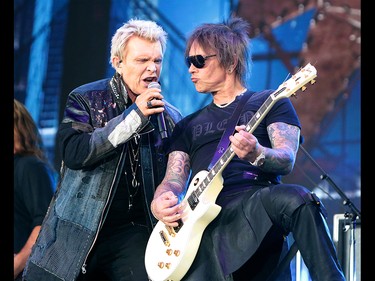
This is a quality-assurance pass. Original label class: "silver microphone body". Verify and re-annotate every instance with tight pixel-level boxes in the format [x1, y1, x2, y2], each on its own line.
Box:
[148, 82, 168, 139]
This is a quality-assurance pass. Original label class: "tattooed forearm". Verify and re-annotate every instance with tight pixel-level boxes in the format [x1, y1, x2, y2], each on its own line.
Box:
[155, 151, 190, 197]
[264, 122, 300, 175]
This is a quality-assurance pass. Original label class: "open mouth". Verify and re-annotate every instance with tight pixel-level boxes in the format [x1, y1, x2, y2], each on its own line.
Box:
[144, 77, 156, 83]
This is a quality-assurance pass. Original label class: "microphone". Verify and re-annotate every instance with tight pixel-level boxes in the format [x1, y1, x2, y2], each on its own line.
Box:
[148, 82, 168, 139]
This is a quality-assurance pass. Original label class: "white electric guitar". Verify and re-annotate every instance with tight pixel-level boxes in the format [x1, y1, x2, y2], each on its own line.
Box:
[145, 63, 317, 281]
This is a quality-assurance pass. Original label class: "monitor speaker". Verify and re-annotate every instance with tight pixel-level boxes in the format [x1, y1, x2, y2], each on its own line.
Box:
[333, 214, 361, 281]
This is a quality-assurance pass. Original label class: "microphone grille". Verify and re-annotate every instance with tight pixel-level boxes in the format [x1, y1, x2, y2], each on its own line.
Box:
[148, 82, 161, 89]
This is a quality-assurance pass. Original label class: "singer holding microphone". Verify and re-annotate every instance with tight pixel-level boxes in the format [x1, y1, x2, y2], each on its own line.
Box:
[23, 19, 182, 281]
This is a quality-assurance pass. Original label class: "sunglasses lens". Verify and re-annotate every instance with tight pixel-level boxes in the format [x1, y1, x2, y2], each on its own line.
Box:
[194, 55, 205, 68]
[185, 55, 205, 68]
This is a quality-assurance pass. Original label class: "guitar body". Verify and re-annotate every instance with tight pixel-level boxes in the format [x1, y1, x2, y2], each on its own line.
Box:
[145, 170, 223, 281]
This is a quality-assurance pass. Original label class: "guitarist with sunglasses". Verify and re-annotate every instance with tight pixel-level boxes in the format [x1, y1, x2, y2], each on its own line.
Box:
[147, 17, 346, 281]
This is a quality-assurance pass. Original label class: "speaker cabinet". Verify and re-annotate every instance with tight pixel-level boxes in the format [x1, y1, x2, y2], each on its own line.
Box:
[333, 214, 361, 281]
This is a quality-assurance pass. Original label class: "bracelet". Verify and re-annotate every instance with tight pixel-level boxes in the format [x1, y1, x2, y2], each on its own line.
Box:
[249, 147, 265, 167]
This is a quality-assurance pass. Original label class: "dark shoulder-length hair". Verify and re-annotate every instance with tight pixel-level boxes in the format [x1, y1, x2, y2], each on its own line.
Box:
[14, 99, 47, 162]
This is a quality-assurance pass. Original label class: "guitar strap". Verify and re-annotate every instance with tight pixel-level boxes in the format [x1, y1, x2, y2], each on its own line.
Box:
[208, 90, 255, 170]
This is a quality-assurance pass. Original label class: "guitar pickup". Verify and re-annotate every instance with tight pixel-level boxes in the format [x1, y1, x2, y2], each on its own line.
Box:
[165, 219, 183, 235]
[173, 219, 184, 233]
[187, 193, 199, 210]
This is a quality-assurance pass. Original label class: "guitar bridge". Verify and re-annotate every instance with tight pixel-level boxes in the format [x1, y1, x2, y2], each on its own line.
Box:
[159, 230, 170, 247]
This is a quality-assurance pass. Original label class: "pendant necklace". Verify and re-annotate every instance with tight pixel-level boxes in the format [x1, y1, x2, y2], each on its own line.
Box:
[127, 135, 141, 210]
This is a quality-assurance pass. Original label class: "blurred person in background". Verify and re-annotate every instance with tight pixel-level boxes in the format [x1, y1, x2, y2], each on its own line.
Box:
[14, 98, 56, 280]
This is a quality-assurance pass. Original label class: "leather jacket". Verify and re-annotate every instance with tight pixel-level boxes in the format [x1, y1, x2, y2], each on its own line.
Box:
[23, 74, 183, 281]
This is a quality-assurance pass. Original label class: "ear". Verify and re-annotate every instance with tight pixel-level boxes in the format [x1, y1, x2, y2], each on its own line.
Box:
[113, 57, 122, 69]
[228, 64, 237, 74]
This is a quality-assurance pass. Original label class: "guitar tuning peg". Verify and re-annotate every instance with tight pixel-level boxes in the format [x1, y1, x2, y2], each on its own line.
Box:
[311, 79, 316, 85]
[301, 86, 307, 91]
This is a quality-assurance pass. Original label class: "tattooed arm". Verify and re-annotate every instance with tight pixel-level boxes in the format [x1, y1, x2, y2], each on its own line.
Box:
[151, 151, 191, 227]
[264, 122, 300, 174]
[230, 122, 300, 175]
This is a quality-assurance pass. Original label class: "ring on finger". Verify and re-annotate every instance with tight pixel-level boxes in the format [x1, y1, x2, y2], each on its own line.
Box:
[147, 100, 153, 108]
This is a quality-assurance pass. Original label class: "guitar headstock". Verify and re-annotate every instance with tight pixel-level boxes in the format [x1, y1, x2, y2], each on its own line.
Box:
[272, 63, 317, 100]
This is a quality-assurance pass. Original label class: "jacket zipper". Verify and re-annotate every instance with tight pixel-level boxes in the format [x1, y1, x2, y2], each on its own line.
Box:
[81, 146, 125, 274]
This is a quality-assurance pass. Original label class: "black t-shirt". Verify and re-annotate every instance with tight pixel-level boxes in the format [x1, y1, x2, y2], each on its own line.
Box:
[100, 173, 145, 230]
[168, 90, 301, 194]
[14, 155, 55, 253]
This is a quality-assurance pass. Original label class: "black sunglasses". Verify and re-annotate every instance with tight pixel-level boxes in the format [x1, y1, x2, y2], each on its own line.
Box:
[185, 54, 216, 68]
